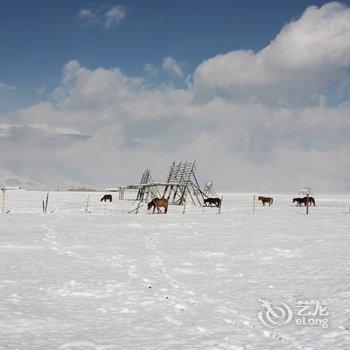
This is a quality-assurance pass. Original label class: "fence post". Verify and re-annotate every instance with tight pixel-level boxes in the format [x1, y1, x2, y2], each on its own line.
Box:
[119, 187, 124, 200]
[217, 196, 223, 214]
[85, 194, 90, 213]
[252, 195, 256, 214]
[306, 193, 309, 215]
[42, 193, 49, 213]
[1, 189, 5, 214]
[45, 193, 49, 213]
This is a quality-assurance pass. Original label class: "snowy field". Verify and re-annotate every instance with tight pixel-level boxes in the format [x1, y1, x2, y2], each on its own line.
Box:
[0, 190, 350, 349]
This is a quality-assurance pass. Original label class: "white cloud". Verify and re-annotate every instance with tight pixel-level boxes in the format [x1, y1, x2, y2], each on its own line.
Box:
[2, 2, 350, 191]
[77, 8, 94, 20]
[104, 5, 126, 28]
[192, 2, 350, 106]
[162, 56, 183, 77]
[144, 63, 159, 76]
[36, 86, 46, 95]
[77, 3, 126, 29]
[77, 7, 98, 27]
[0, 82, 15, 93]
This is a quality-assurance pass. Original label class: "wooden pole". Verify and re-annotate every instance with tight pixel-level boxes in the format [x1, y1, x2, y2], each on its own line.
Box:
[192, 171, 207, 205]
[135, 200, 142, 214]
[42, 193, 49, 213]
[45, 193, 49, 213]
[1, 189, 5, 214]
[252, 195, 256, 214]
[306, 193, 309, 215]
[85, 194, 90, 213]
[217, 196, 223, 214]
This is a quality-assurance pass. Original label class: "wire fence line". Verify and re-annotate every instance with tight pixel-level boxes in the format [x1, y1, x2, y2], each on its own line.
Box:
[1, 190, 348, 216]
[0, 190, 132, 215]
[0, 189, 223, 215]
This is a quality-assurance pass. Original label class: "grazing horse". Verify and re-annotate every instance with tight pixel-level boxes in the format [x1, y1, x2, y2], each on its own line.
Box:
[293, 197, 303, 206]
[302, 196, 316, 206]
[258, 196, 273, 206]
[204, 197, 221, 207]
[293, 197, 316, 207]
[307, 196, 316, 206]
[101, 194, 112, 202]
[147, 198, 169, 214]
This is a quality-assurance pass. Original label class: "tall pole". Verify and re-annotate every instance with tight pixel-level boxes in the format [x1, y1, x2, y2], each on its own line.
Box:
[45, 193, 49, 213]
[217, 196, 223, 214]
[85, 194, 90, 214]
[1, 189, 5, 214]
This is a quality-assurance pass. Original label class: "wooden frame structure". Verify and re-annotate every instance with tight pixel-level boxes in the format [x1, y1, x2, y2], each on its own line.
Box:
[136, 169, 157, 202]
[162, 160, 207, 206]
[128, 160, 213, 213]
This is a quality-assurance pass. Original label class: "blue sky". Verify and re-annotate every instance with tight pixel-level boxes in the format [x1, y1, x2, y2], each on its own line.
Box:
[1, 0, 346, 113]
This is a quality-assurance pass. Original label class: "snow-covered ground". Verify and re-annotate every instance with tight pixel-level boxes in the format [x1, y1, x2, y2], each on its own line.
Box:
[0, 190, 350, 349]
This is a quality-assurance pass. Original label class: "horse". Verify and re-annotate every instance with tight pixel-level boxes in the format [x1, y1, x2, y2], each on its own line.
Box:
[293, 197, 316, 207]
[204, 197, 221, 207]
[101, 194, 112, 202]
[307, 196, 316, 206]
[258, 196, 273, 206]
[147, 198, 169, 214]
[302, 196, 316, 206]
[293, 197, 303, 206]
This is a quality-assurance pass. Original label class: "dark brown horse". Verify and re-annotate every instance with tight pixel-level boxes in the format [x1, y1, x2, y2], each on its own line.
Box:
[307, 196, 316, 206]
[204, 197, 221, 207]
[101, 194, 112, 202]
[293, 197, 316, 206]
[147, 198, 169, 214]
[293, 197, 303, 206]
[258, 196, 273, 206]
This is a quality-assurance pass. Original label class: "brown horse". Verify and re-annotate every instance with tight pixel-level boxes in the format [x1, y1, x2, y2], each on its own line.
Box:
[147, 198, 169, 214]
[204, 197, 221, 207]
[307, 196, 316, 206]
[258, 196, 273, 206]
[293, 197, 315, 207]
[293, 197, 303, 206]
[101, 194, 112, 202]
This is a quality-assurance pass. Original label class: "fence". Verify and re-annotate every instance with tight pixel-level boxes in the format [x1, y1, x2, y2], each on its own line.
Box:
[0, 190, 131, 215]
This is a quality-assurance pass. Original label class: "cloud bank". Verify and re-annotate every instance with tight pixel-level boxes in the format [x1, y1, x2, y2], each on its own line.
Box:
[1, 2, 350, 191]
[194, 2, 350, 106]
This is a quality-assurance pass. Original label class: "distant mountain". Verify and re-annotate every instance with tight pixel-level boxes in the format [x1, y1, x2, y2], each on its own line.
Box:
[0, 166, 43, 190]
[0, 123, 90, 189]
